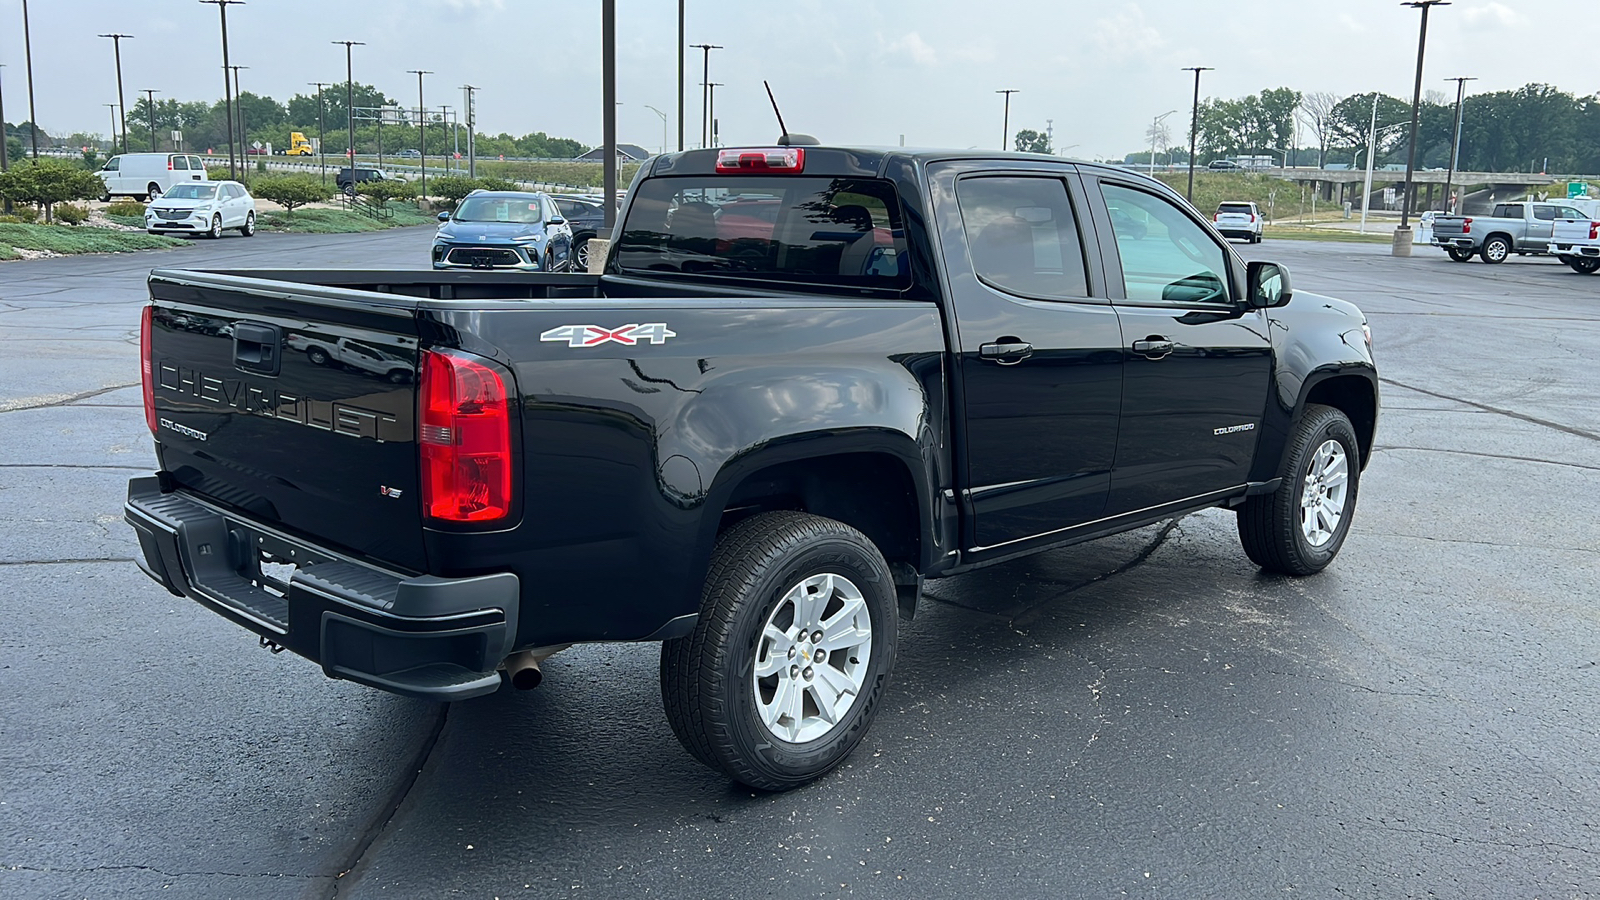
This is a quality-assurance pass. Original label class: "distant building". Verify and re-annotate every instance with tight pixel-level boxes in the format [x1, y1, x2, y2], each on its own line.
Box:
[574, 144, 652, 162]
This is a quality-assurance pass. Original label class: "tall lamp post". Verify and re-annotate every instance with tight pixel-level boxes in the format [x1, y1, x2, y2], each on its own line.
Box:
[141, 89, 160, 151]
[103, 103, 119, 152]
[1149, 109, 1177, 175]
[332, 41, 364, 176]
[22, 0, 39, 158]
[228, 64, 249, 176]
[706, 83, 723, 147]
[200, 1, 243, 178]
[308, 81, 332, 185]
[1443, 76, 1476, 215]
[690, 43, 721, 148]
[603, 0, 617, 230]
[0, 64, 9, 213]
[677, 0, 685, 151]
[1183, 66, 1214, 202]
[407, 69, 432, 199]
[645, 104, 669, 156]
[996, 89, 1019, 151]
[97, 34, 133, 154]
[1395, 0, 1449, 256]
[460, 84, 477, 177]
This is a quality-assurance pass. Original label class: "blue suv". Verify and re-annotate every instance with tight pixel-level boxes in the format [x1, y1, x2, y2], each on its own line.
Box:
[432, 190, 575, 272]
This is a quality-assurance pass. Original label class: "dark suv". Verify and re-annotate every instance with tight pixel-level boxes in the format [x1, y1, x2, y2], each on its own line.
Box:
[335, 167, 403, 196]
[550, 194, 610, 271]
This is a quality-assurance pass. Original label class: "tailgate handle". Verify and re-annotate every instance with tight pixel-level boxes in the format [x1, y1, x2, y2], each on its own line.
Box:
[233, 322, 282, 376]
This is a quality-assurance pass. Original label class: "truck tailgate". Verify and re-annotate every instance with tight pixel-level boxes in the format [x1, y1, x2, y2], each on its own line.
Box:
[1432, 216, 1471, 239]
[146, 271, 427, 572]
[1551, 218, 1597, 243]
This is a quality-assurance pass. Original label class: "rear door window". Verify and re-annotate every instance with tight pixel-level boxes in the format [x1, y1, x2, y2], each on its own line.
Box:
[188, 156, 204, 172]
[615, 176, 910, 290]
[170, 156, 189, 170]
[954, 175, 1089, 300]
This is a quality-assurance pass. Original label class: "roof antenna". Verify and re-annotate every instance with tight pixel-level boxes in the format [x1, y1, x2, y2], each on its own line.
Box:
[765, 80, 819, 146]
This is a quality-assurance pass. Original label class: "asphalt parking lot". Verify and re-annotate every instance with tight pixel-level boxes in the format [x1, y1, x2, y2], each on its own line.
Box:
[2, 230, 1596, 900]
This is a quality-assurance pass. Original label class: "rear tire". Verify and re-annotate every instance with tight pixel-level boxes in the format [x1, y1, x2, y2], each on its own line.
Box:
[1446, 248, 1474, 262]
[1237, 404, 1361, 576]
[573, 237, 591, 272]
[660, 511, 898, 791]
[1480, 235, 1510, 264]
[1565, 256, 1600, 275]
[306, 346, 330, 366]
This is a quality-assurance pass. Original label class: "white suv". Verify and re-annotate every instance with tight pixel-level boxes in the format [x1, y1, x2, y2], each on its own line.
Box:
[1214, 202, 1264, 243]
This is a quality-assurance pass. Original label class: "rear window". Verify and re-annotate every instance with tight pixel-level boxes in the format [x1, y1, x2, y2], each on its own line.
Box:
[1217, 203, 1253, 215]
[614, 176, 910, 290]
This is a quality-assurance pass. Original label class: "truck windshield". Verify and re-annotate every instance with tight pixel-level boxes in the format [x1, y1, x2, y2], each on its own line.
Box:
[615, 177, 910, 290]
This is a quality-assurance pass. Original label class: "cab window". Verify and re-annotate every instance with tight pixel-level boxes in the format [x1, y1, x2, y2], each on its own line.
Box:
[1101, 182, 1231, 306]
[103, 157, 121, 172]
[955, 175, 1089, 300]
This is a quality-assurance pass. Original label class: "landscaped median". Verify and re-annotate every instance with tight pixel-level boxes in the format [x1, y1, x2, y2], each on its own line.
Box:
[0, 221, 191, 261]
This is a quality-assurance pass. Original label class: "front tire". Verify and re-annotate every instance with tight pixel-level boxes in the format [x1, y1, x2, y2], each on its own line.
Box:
[1565, 256, 1600, 274]
[1446, 247, 1474, 262]
[661, 511, 898, 791]
[240, 211, 256, 237]
[1237, 404, 1361, 576]
[1480, 236, 1510, 264]
[147, 183, 162, 202]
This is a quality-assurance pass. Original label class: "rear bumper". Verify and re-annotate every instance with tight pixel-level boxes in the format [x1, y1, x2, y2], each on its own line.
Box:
[1550, 242, 1600, 257]
[125, 476, 517, 701]
[1432, 237, 1476, 249]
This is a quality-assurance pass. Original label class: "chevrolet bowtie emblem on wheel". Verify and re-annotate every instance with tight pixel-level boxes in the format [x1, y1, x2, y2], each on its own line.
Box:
[540, 323, 677, 348]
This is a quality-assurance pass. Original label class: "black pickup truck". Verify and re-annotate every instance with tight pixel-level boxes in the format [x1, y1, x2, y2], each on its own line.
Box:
[127, 145, 1377, 790]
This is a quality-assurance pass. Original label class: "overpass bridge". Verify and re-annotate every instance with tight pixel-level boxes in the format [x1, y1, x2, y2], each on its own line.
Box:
[1240, 167, 1572, 214]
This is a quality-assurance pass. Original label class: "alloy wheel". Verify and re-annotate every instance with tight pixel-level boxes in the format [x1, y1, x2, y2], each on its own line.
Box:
[752, 573, 873, 744]
[1299, 439, 1350, 548]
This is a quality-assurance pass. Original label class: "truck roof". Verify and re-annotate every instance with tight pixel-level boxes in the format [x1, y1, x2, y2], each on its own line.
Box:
[648, 145, 1154, 184]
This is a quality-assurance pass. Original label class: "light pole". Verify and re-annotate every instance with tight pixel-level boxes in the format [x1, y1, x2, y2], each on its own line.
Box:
[22, 0, 39, 158]
[461, 84, 477, 177]
[228, 65, 249, 175]
[104, 103, 119, 153]
[690, 43, 722, 148]
[1444, 76, 1476, 214]
[98, 34, 133, 154]
[707, 83, 723, 147]
[604, 0, 617, 229]
[200, 1, 243, 178]
[1397, 0, 1449, 252]
[996, 89, 1019, 151]
[1183, 66, 1214, 202]
[407, 70, 432, 198]
[1149, 109, 1177, 175]
[142, 89, 160, 151]
[308, 81, 331, 185]
[0, 64, 8, 212]
[645, 104, 669, 156]
[332, 41, 363, 174]
[677, 0, 685, 151]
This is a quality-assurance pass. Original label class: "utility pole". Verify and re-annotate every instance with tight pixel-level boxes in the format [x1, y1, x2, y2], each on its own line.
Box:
[1150, 109, 1177, 175]
[707, 83, 723, 147]
[996, 89, 1019, 151]
[142, 89, 160, 151]
[677, 0, 685, 151]
[229, 65, 249, 177]
[645, 104, 669, 156]
[407, 70, 432, 198]
[98, 34, 134, 154]
[1397, 0, 1449, 252]
[1361, 92, 1378, 235]
[104, 103, 119, 152]
[603, 0, 617, 230]
[1183, 66, 1214, 202]
[333, 41, 363, 176]
[22, 0, 39, 158]
[461, 85, 477, 177]
[309, 81, 331, 185]
[201, 1, 243, 178]
[1443, 76, 1476, 215]
[691, 43, 722, 148]
[0, 64, 9, 213]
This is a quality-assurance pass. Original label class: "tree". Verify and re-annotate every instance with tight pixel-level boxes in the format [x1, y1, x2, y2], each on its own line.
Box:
[429, 175, 479, 206]
[1013, 129, 1053, 154]
[0, 159, 105, 221]
[250, 174, 329, 216]
[356, 179, 416, 204]
[1297, 92, 1341, 168]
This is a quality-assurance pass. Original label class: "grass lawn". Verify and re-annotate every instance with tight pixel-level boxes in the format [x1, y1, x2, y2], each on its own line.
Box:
[0, 222, 192, 258]
[259, 202, 435, 234]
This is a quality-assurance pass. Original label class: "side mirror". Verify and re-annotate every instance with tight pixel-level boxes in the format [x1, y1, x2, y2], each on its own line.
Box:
[437, 211, 450, 222]
[547, 216, 565, 226]
[1247, 260, 1294, 308]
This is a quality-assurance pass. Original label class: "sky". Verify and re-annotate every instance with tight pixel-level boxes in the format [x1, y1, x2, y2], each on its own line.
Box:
[1, 0, 1593, 159]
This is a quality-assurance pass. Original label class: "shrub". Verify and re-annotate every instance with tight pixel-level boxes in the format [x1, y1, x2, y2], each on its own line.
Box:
[1, 205, 40, 223]
[0, 159, 104, 221]
[54, 203, 91, 226]
[430, 175, 478, 206]
[251, 174, 330, 216]
[205, 166, 232, 181]
[357, 179, 417, 204]
[256, 159, 268, 174]
[474, 177, 520, 193]
[106, 200, 147, 217]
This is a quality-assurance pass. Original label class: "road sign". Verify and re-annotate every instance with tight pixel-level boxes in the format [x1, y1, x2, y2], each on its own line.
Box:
[252, 141, 263, 150]
[1569, 182, 1588, 199]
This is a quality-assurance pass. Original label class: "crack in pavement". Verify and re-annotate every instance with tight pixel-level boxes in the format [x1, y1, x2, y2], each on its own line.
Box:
[1362, 532, 1598, 555]
[1379, 377, 1600, 444]
[1373, 445, 1600, 473]
[0, 383, 139, 413]
[324, 702, 451, 900]
[1314, 817, 1595, 857]
[2, 863, 324, 881]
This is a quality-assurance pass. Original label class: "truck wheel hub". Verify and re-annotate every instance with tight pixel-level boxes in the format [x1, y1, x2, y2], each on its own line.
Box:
[752, 572, 873, 743]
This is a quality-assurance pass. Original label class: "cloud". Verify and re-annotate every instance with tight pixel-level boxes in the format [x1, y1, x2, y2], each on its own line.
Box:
[879, 32, 938, 67]
[1462, 2, 1523, 27]
[1093, 5, 1168, 57]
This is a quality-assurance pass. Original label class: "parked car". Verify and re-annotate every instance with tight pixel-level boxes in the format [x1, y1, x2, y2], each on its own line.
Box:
[286, 335, 413, 382]
[98, 153, 209, 202]
[128, 145, 1377, 792]
[1548, 215, 1600, 274]
[394, 149, 422, 159]
[143, 180, 256, 239]
[335, 167, 404, 196]
[1215, 202, 1265, 243]
[1207, 159, 1242, 171]
[550, 194, 609, 270]
[1431, 201, 1590, 263]
[431, 190, 574, 272]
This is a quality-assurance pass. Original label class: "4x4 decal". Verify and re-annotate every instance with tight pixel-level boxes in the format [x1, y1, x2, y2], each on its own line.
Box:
[539, 323, 677, 347]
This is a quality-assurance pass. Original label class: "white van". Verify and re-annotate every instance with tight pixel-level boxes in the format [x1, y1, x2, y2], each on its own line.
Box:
[98, 153, 209, 202]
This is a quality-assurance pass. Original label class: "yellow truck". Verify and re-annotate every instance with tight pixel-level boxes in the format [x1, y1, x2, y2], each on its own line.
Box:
[286, 132, 316, 156]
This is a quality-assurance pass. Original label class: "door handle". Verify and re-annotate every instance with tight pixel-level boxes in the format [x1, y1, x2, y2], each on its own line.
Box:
[1131, 336, 1175, 360]
[979, 339, 1034, 365]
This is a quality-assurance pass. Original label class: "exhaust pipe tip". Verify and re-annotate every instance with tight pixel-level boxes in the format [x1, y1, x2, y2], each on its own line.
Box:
[509, 661, 543, 691]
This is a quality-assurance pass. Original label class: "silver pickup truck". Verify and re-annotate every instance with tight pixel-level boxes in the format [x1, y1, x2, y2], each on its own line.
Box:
[1432, 201, 1592, 264]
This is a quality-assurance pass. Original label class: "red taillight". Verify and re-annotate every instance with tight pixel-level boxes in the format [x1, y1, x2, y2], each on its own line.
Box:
[1249, 214, 1257, 223]
[419, 350, 513, 523]
[141, 305, 156, 435]
[1462, 217, 1472, 234]
[715, 147, 805, 174]
[1590, 221, 1599, 240]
